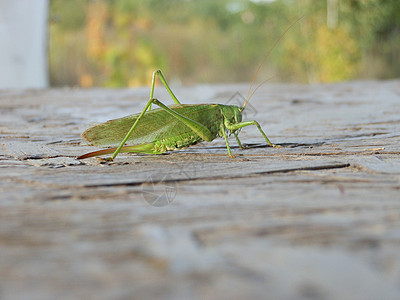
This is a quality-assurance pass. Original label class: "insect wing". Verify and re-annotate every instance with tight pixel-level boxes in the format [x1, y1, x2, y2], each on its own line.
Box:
[82, 104, 218, 147]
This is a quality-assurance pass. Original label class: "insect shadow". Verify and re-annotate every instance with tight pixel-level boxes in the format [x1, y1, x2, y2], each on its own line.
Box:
[142, 174, 177, 207]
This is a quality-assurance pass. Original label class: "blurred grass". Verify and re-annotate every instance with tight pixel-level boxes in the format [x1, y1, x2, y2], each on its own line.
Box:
[49, 0, 400, 87]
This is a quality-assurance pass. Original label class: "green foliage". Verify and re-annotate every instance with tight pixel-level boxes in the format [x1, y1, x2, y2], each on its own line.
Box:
[50, 0, 87, 31]
[49, 0, 400, 87]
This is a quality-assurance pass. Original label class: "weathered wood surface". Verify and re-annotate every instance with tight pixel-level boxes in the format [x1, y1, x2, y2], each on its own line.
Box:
[1, 80, 400, 299]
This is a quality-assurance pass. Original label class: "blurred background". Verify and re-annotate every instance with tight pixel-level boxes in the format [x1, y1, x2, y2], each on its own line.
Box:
[1, 0, 400, 88]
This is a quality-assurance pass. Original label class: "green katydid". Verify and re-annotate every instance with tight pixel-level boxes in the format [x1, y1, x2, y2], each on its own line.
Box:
[78, 18, 302, 160]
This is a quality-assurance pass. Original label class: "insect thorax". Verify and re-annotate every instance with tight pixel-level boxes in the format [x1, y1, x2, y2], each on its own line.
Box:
[219, 104, 242, 123]
[217, 104, 242, 136]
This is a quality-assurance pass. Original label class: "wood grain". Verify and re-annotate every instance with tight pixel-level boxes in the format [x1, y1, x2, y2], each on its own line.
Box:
[1, 81, 400, 299]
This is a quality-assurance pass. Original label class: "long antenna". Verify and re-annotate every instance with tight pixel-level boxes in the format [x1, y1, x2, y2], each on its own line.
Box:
[242, 16, 305, 110]
[247, 75, 276, 103]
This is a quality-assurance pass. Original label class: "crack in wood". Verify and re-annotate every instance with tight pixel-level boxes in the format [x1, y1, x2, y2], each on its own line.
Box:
[83, 163, 351, 187]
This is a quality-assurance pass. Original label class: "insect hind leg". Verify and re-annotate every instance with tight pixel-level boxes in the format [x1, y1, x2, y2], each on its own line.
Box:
[110, 70, 183, 160]
[147, 69, 181, 111]
[109, 97, 215, 160]
[151, 98, 214, 142]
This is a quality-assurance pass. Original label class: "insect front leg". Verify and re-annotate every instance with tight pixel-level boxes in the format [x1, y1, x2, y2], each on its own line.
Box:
[147, 69, 181, 111]
[221, 124, 234, 158]
[225, 120, 280, 149]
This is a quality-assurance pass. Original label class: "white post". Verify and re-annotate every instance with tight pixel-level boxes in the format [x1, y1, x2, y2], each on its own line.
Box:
[0, 0, 49, 89]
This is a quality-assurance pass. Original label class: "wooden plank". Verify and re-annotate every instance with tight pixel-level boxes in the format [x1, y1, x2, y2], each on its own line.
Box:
[1, 80, 400, 299]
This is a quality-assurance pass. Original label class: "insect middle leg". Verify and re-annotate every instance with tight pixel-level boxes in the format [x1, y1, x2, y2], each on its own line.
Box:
[234, 132, 248, 150]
